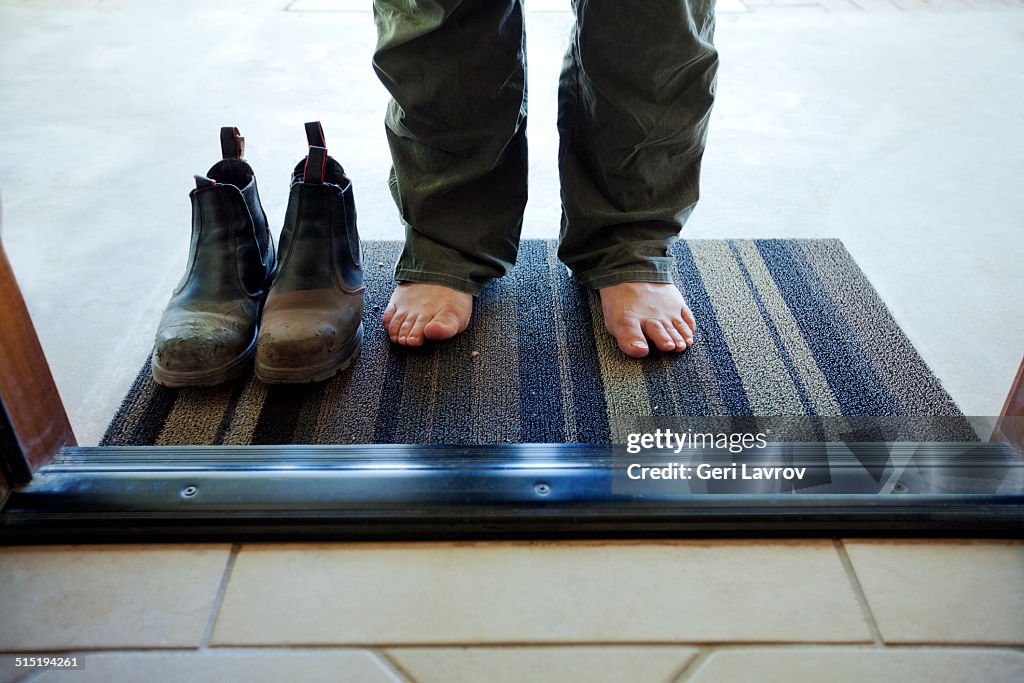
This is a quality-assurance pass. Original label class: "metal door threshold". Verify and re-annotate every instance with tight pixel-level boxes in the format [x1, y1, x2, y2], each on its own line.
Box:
[2, 443, 1022, 542]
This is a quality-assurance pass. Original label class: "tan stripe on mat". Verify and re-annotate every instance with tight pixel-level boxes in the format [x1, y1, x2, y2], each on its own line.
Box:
[220, 377, 268, 445]
[155, 385, 235, 446]
[691, 240, 804, 415]
[587, 289, 652, 443]
[733, 240, 843, 417]
[308, 336, 388, 444]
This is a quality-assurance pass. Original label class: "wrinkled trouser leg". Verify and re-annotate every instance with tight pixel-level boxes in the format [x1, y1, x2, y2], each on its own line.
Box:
[373, 0, 527, 295]
[557, 0, 719, 289]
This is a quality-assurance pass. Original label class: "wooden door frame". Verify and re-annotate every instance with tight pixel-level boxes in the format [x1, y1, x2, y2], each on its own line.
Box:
[0, 191, 76, 495]
[995, 358, 1024, 448]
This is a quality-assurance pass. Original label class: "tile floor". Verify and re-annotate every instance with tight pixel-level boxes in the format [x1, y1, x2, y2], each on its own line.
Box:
[210, 542, 871, 644]
[1, 1, 1022, 681]
[0, 541, 1022, 681]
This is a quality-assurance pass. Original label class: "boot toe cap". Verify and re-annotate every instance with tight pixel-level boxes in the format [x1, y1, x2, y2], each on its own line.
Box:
[256, 319, 341, 368]
[154, 321, 252, 372]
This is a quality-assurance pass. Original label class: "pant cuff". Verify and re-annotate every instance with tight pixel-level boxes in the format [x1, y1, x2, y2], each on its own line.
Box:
[572, 265, 675, 290]
[393, 268, 484, 295]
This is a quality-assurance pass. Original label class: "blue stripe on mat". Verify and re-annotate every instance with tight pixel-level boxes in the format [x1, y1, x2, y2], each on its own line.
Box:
[673, 241, 751, 415]
[554, 257, 610, 442]
[430, 290, 487, 443]
[757, 239, 898, 415]
[371, 342, 407, 443]
[732, 240, 817, 416]
[514, 241, 567, 442]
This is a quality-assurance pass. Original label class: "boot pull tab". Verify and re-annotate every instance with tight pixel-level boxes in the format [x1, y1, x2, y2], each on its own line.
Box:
[194, 174, 217, 189]
[220, 126, 245, 159]
[304, 121, 326, 149]
[304, 146, 328, 184]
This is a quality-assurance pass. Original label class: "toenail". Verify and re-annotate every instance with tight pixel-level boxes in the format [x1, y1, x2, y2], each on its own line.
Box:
[631, 341, 648, 348]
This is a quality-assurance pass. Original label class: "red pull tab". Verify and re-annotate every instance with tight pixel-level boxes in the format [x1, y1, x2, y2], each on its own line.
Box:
[194, 174, 217, 189]
[220, 126, 245, 159]
[304, 121, 326, 149]
[303, 146, 328, 184]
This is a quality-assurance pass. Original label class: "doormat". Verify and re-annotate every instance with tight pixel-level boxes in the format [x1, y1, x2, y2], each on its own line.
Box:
[101, 239, 964, 446]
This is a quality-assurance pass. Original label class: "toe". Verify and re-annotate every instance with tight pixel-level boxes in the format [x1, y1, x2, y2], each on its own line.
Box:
[398, 314, 418, 346]
[613, 319, 650, 358]
[406, 315, 428, 346]
[665, 320, 688, 352]
[382, 302, 397, 329]
[642, 319, 676, 352]
[680, 301, 697, 334]
[672, 318, 693, 347]
[388, 310, 408, 344]
[423, 309, 463, 341]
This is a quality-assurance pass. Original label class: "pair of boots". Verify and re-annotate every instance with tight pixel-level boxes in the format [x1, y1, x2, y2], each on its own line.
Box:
[151, 123, 364, 387]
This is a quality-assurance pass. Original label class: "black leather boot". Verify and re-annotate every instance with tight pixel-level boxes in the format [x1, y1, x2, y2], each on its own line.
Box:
[151, 127, 277, 387]
[255, 122, 363, 384]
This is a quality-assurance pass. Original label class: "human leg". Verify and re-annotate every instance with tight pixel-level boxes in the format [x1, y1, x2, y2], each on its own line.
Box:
[373, 0, 528, 344]
[557, 0, 718, 356]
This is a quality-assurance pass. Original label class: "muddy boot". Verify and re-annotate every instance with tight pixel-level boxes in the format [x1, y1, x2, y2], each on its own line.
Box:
[151, 127, 277, 387]
[255, 122, 364, 384]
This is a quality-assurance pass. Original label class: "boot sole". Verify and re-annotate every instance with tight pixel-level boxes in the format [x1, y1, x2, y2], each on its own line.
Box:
[254, 323, 363, 385]
[151, 331, 257, 388]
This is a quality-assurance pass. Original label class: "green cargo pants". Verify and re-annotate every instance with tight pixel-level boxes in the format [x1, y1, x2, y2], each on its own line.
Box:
[372, 0, 718, 294]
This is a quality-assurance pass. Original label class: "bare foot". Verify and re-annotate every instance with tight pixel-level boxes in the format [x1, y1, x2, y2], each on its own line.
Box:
[382, 283, 472, 346]
[599, 282, 696, 358]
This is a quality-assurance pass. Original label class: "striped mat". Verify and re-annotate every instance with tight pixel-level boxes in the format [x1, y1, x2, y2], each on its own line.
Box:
[101, 239, 962, 446]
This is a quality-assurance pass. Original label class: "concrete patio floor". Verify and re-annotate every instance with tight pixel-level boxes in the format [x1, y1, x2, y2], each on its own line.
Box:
[1, 1, 1022, 682]
[0, 0, 1021, 442]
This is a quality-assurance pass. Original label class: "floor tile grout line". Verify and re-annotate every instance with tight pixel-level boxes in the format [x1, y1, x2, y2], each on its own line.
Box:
[669, 646, 715, 683]
[15, 668, 47, 683]
[198, 543, 241, 649]
[3, 642, 1023, 671]
[374, 650, 421, 683]
[0, 640, 971, 657]
[4, 643, 1024, 656]
[7, 643, 1024, 654]
[834, 539, 885, 647]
